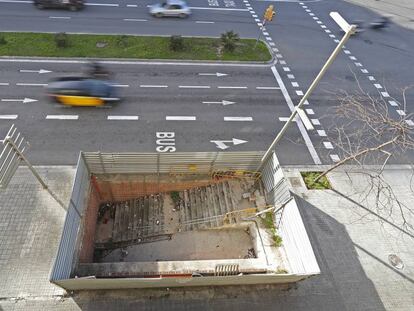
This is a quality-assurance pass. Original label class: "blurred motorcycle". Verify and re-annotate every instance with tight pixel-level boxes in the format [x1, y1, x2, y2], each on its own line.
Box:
[370, 16, 390, 30]
[83, 61, 112, 79]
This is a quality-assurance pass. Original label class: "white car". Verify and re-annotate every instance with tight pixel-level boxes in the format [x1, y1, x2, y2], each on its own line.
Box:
[149, 0, 191, 18]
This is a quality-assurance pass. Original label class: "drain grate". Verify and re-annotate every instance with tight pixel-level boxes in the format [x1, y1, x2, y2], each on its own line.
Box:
[215, 264, 240, 276]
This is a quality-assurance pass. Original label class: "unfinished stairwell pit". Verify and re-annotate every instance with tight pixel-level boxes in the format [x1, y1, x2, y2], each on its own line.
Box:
[50, 152, 320, 290]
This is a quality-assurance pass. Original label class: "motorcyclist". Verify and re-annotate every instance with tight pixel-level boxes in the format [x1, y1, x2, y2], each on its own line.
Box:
[84, 61, 111, 79]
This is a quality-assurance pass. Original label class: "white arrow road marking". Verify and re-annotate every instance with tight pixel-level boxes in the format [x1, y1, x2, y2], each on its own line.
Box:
[224, 117, 253, 121]
[210, 138, 248, 150]
[202, 100, 235, 106]
[46, 115, 78, 120]
[19, 69, 52, 74]
[0, 115, 18, 119]
[1, 97, 38, 104]
[198, 72, 228, 77]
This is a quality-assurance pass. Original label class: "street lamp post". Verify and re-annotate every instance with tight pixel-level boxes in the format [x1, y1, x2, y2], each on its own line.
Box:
[260, 12, 356, 166]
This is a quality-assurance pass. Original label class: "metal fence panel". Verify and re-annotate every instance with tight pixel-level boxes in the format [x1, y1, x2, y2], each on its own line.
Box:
[260, 153, 290, 205]
[50, 154, 90, 281]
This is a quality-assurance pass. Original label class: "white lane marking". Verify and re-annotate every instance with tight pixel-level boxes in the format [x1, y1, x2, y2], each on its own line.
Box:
[257, 23, 263, 27]
[309, 13, 315, 16]
[0, 83, 10, 86]
[263, 32, 269, 36]
[396, 110, 406, 116]
[329, 34, 336, 38]
[0, 0, 31, 3]
[195, 21, 215, 24]
[388, 100, 398, 106]
[374, 83, 382, 89]
[140, 85, 168, 88]
[304, 100, 310, 106]
[218, 86, 247, 89]
[203, 100, 235, 105]
[279, 117, 293, 122]
[405, 120, 414, 126]
[321, 25, 326, 28]
[354, 62, 362, 67]
[166, 116, 196, 121]
[311, 119, 320, 125]
[349, 56, 357, 60]
[108, 115, 139, 120]
[305, 9, 310, 12]
[344, 50, 351, 54]
[317, 130, 327, 137]
[124, 19, 147, 22]
[287, 74, 295, 79]
[381, 92, 390, 97]
[19, 69, 51, 74]
[306, 109, 314, 115]
[252, 14, 258, 18]
[49, 16, 71, 19]
[368, 76, 376, 81]
[291, 82, 299, 87]
[361, 69, 369, 73]
[179, 85, 210, 89]
[112, 84, 129, 88]
[256, 86, 280, 90]
[334, 39, 340, 43]
[224, 117, 253, 121]
[279, 60, 287, 65]
[255, 19, 261, 22]
[330, 154, 340, 162]
[245, 3, 251, 6]
[276, 53, 283, 58]
[296, 90, 304, 96]
[302, 6, 308, 8]
[86, 3, 119, 6]
[46, 115, 78, 120]
[265, 37, 272, 41]
[272, 47, 279, 52]
[198, 72, 227, 77]
[0, 115, 18, 119]
[283, 67, 290, 72]
[2, 97, 38, 103]
[126, 4, 137, 7]
[324, 29, 331, 33]
[189, 6, 248, 11]
[317, 21, 323, 24]
[268, 42, 275, 46]
[270, 66, 321, 164]
[323, 141, 333, 149]
[313, 17, 319, 20]
[16, 83, 47, 86]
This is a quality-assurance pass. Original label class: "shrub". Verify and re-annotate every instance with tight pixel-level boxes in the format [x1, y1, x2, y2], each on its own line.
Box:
[0, 35, 7, 45]
[169, 35, 184, 51]
[116, 35, 129, 48]
[220, 30, 240, 52]
[54, 32, 68, 48]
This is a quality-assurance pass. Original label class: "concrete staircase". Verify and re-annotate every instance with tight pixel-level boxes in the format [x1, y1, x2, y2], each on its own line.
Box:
[177, 181, 239, 230]
[112, 194, 164, 243]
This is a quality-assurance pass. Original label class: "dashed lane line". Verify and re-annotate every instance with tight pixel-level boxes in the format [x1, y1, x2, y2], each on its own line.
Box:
[256, 86, 280, 90]
[0, 83, 10, 86]
[123, 19, 147, 22]
[195, 21, 215, 24]
[224, 117, 253, 121]
[139, 85, 168, 88]
[217, 86, 247, 89]
[179, 85, 211, 89]
[0, 115, 18, 119]
[166, 116, 196, 121]
[16, 83, 47, 86]
[46, 115, 78, 120]
[49, 16, 71, 19]
[107, 116, 139, 120]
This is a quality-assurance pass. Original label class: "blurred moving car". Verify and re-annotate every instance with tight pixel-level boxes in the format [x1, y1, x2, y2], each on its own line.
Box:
[149, 0, 191, 18]
[33, 0, 84, 11]
[46, 77, 120, 107]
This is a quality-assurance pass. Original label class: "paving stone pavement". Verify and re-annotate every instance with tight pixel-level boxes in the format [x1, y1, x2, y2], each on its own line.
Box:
[0, 165, 413, 310]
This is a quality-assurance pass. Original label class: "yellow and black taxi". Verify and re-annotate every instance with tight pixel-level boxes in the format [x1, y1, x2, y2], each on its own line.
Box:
[46, 77, 120, 107]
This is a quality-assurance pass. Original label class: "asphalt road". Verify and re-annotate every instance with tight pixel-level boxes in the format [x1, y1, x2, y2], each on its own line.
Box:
[0, 60, 327, 165]
[0, 0, 413, 165]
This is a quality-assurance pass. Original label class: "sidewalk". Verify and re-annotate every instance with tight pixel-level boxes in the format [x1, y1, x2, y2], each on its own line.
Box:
[345, 0, 414, 30]
[0, 165, 413, 310]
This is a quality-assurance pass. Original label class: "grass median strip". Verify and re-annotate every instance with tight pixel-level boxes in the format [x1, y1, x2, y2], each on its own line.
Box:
[0, 32, 271, 61]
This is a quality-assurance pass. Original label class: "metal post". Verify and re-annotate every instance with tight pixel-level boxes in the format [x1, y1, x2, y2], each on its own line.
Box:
[5, 137, 67, 209]
[254, 19, 266, 49]
[260, 25, 356, 166]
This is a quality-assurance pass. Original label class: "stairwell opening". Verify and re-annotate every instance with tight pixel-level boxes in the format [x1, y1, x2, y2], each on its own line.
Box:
[74, 172, 286, 278]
